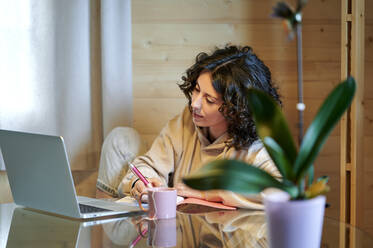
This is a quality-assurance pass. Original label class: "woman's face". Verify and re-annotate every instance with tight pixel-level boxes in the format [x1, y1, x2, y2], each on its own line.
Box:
[191, 71, 228, 134]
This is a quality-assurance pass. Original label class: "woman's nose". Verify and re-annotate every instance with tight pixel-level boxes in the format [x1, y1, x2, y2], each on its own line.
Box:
[191, 94, 202, 110]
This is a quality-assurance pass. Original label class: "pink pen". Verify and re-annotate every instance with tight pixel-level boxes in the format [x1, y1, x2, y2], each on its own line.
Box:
[129, 227, 148, 248]
[129, 163, 153, 188]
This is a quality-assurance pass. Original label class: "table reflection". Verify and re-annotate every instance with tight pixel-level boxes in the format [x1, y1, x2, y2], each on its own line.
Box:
[3, 204, 373, 247]
[7, 207, 83, 247]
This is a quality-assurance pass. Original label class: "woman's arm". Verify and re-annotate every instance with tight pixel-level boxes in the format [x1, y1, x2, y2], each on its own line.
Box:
[117, 109, 185, 197]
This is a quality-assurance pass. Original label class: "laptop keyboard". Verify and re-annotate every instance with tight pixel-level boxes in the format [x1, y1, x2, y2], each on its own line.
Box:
[79, 203, 111, 213]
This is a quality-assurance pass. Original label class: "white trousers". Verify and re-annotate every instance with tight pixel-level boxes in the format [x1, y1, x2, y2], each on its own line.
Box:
[96, 127, 146, 197]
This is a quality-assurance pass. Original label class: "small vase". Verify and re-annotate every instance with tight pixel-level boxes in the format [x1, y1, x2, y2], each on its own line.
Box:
[264, 192, 326, 248]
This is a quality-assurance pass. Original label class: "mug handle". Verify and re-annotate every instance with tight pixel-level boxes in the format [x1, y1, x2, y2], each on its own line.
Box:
[138, 191, 148, 212]
[137, 218, 149, 238]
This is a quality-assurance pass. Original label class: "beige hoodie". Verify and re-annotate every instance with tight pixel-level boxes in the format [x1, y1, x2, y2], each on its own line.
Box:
[119, 106, 280, 209]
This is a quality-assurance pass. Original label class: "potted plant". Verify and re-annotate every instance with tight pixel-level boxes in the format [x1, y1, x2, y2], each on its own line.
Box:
[183, 76, 356, 248]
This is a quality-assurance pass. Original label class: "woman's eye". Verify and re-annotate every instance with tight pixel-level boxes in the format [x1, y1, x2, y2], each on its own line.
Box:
[206, 98, 215, 104]
[194, 87, 200, 92]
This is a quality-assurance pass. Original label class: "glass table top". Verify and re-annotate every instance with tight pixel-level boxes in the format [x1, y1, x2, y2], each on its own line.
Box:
[0, 203, 372, 247]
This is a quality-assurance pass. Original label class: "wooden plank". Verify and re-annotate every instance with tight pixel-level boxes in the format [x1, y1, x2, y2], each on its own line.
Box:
[133, 98, 186, 134]
[364, 136, 373, 172]
[278, 78, 342, 99]
[350, 0, 365, 228]
[340, 0, 349, 228]
[364, 0, 373, 237]
[314, 155, 341, 174]
[363, 209, 373, 228]
[313, 136, 341, 159]
[266, 61, 340, 83]
[363, 100, 373, 135]
[364, 228, 373, 245]
[133, 80, 185, 99]
[68, 149, 101, 171]
[132, 0, 340, 24]
[367, 0, 373, 20]
[133, 24, 340, 61]
[71, 170, 98, 198]
[365, 31, 373, 61]
[365, 62, 373, 97]
[363, 172, 373, 210]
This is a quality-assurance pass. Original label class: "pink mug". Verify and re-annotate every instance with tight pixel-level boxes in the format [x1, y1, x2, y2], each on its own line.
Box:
[135, 217, 177, 247]
[138, 187, 177, 219]
[147, 218, 177, 247]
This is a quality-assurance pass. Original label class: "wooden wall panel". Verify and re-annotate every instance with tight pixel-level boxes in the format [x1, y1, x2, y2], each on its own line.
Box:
[132, 0, 341, 219]
[364, 0, 373, 236]
[133, 0, 339, 24]
[364, 137, 373, 172]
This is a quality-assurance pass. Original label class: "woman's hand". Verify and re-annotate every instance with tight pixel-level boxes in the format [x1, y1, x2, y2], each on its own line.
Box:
[175, 182, 205, 199]
[130, 178, 163, 200]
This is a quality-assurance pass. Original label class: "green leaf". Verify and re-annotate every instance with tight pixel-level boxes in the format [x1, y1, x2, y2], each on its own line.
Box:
[183, 159, 298, 198]
[306, 165, 314, 187]
[246, 88, 298, 168]
[294, 77, 356, 181]
[263, 137, 295, 180]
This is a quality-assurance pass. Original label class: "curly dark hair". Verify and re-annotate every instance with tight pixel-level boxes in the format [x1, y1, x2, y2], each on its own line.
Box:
[179, 45, 281, 150]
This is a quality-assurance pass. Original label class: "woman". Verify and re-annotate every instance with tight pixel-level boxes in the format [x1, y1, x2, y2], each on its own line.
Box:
[117, 45, 281, 208]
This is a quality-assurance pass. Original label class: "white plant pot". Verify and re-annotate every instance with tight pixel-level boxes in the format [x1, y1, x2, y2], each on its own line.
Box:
[264, 192, 326, 248]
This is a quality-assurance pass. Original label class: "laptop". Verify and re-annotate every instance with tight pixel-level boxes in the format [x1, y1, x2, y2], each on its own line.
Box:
[0, 129, 142, 219]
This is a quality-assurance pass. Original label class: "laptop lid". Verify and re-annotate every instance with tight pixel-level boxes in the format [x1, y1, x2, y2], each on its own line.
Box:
[0, 129, 140, 219]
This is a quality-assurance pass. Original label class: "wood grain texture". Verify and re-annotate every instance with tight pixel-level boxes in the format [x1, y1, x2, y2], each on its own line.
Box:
[349, 0, 365, 230]
[0, 171, 13, 203]
[72, 170, 98, 198]
[364, 0, 373, 236]
[339, 0, 349, 228]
